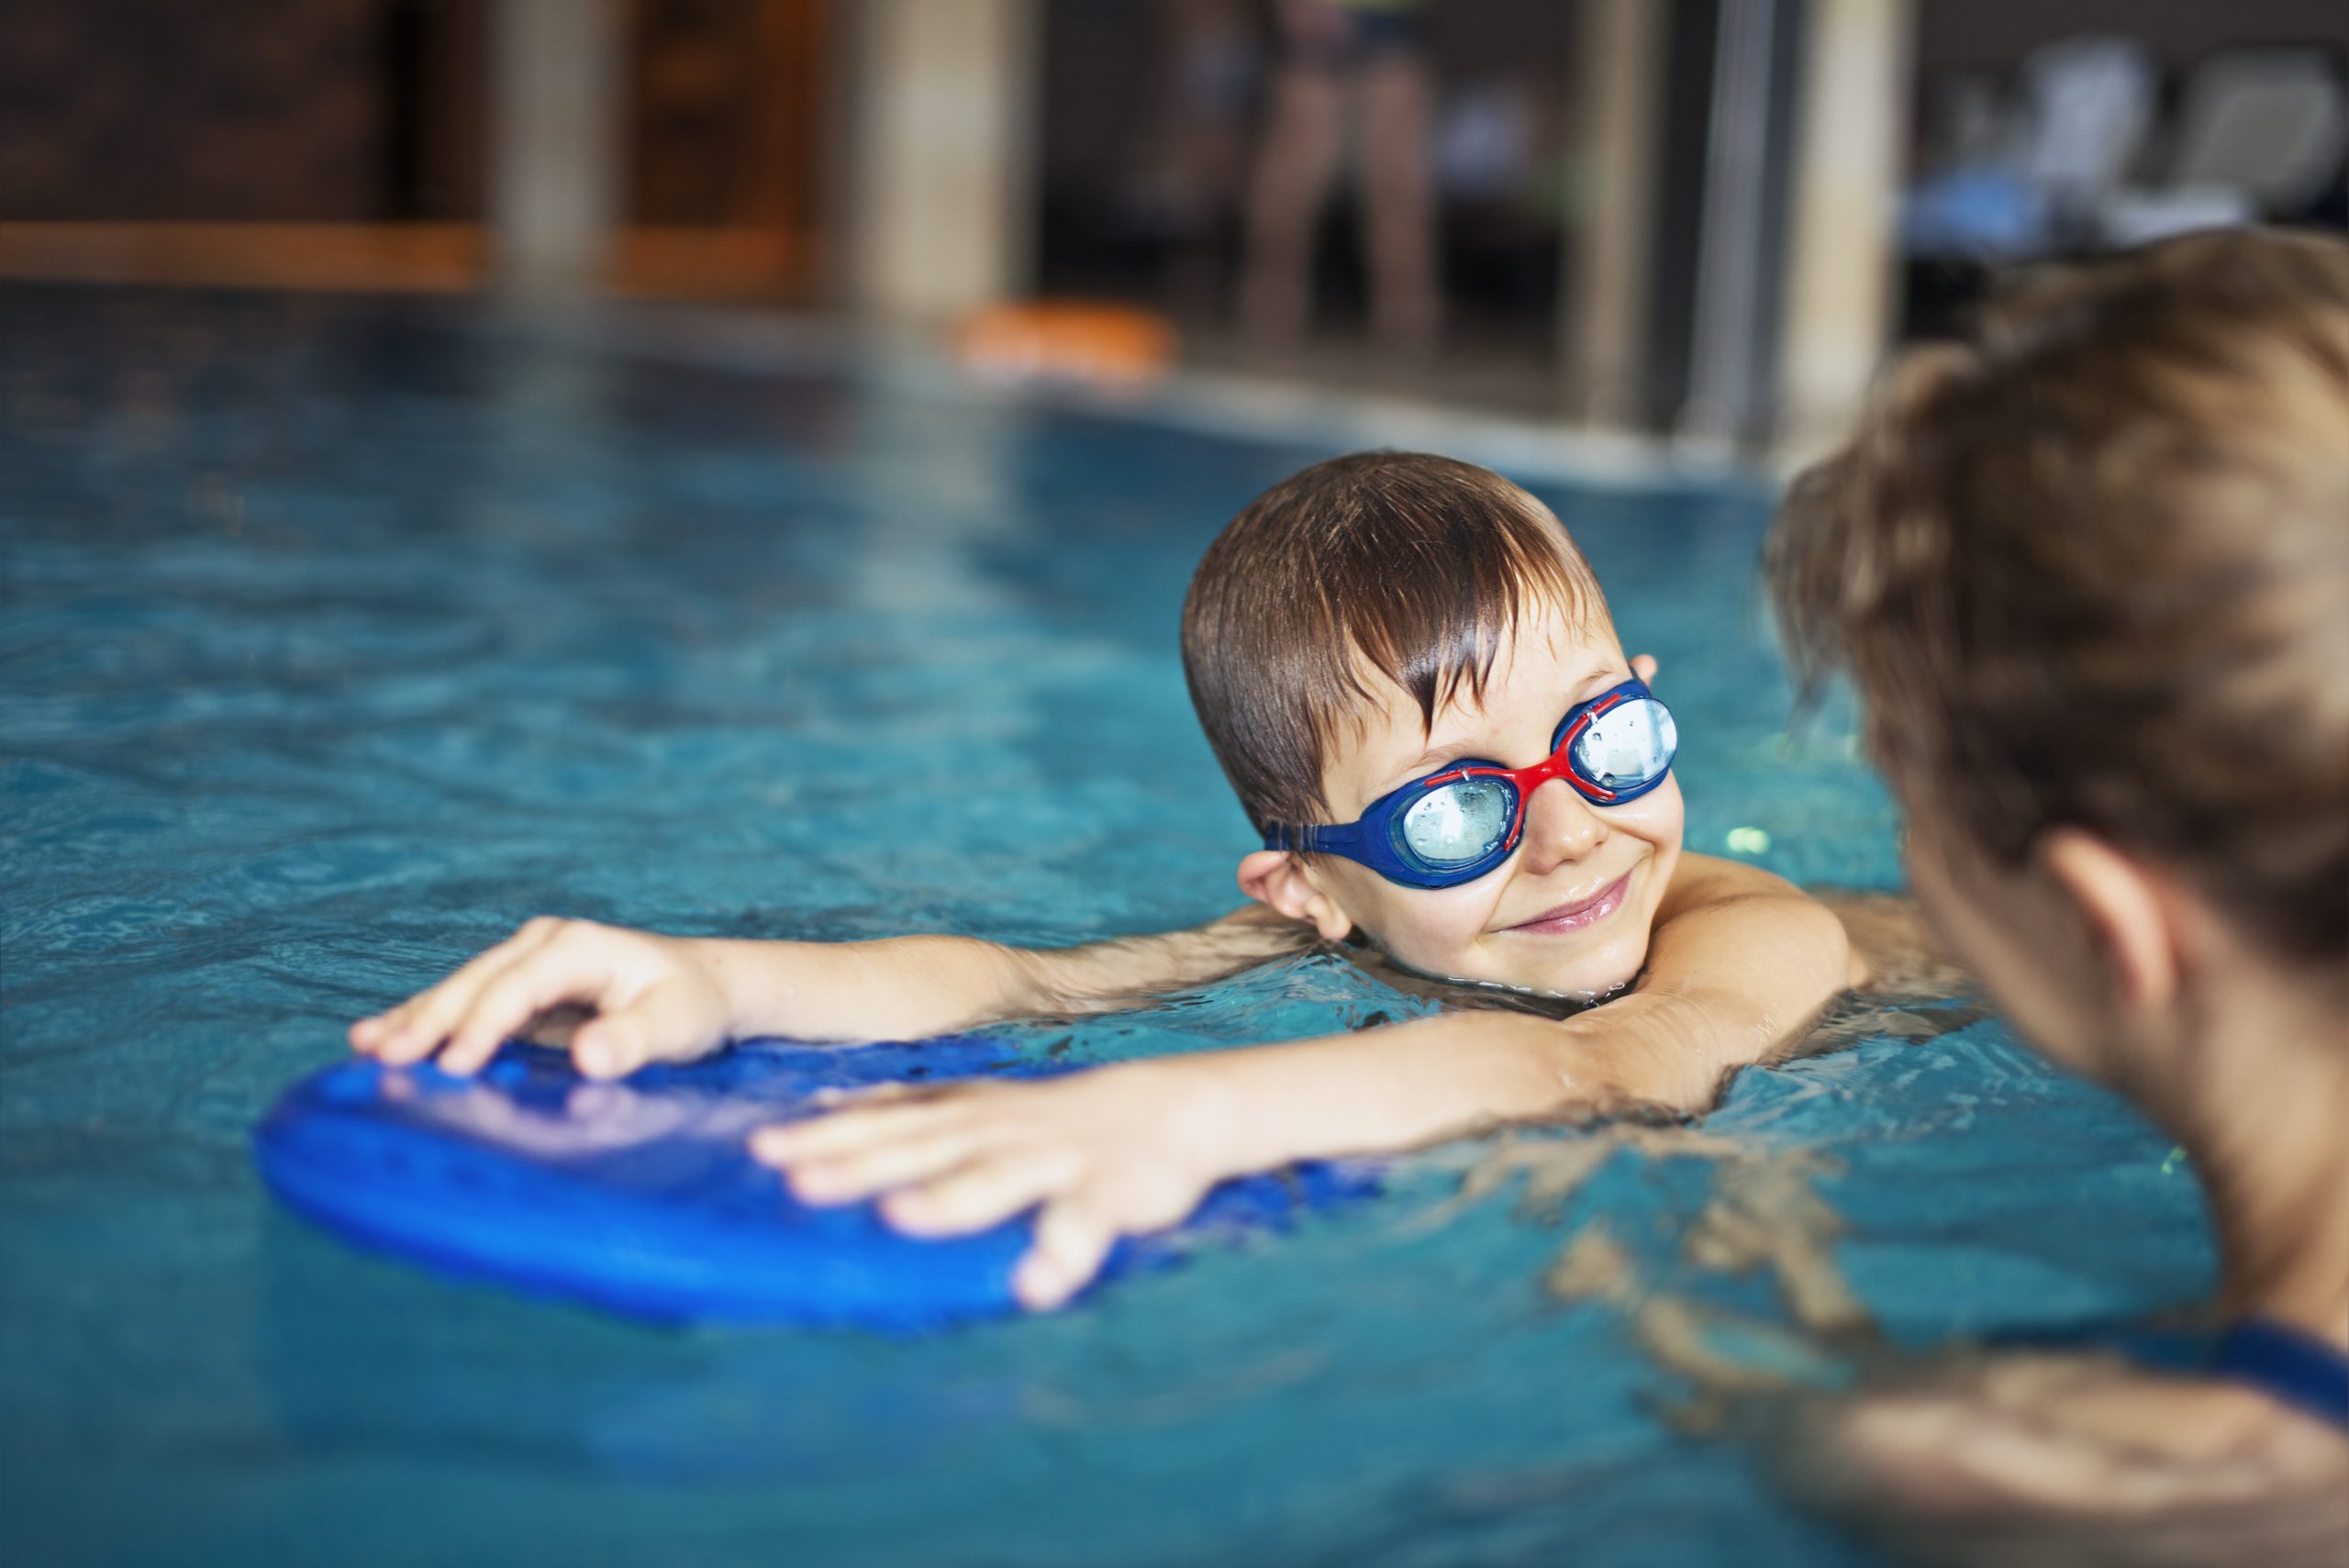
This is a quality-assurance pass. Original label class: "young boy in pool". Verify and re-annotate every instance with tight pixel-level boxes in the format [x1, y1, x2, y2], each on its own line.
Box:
[352, 451, 1862, 1308]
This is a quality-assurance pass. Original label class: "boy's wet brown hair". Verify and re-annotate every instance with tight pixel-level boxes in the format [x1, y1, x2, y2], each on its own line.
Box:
[1770, 228, 2349, 973]
[1182, 451, 1604, 833]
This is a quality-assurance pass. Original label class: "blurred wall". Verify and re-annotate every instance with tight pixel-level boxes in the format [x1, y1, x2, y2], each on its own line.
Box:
[847, 0, 1041, 319]
[1779, 0, 1909, 457]
[491, 0, 624, 294]
[0, 0, 484, 222]
[0, 0, 830, 298]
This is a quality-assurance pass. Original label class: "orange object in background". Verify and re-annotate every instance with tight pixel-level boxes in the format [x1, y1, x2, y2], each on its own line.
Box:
[952, 302, 1178, 390]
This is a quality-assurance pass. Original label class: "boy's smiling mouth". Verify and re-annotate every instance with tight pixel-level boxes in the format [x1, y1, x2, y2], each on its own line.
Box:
[1503, 873, 1632, 936]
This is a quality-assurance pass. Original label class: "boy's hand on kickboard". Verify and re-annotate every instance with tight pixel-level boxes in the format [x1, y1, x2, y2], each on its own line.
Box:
[349, 917, 733, 1079]
[750, 1061, 1232, 1310]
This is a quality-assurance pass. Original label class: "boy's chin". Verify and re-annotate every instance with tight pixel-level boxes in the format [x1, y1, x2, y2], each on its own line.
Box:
[1445, 939, 1647, 1004]
[1519, 937, 1649, 1003]
[1366, 918, 1650, 1002]
[1538, 959, 1643, 1003]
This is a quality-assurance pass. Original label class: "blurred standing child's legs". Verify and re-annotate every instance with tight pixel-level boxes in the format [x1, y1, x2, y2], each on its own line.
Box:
[1241, 0, 1440, 350]
[1358, 38, 1441, 349]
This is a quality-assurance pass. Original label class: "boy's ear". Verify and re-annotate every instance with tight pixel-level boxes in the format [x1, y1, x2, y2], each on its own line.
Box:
[2034, 828, 2179, 1014]
[1237, 851, 1355, 942]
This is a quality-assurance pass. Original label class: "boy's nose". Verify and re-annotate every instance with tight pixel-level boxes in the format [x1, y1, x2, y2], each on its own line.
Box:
[1519, 776, 1606, 872]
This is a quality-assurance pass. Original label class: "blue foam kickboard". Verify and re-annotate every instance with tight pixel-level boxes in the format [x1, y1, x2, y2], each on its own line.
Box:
[253, 1036, 1376, 1329]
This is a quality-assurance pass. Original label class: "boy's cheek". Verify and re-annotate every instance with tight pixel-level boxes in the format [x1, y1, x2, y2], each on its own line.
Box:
[1343, 881, 1508, 969]
[1400, 899, 1506, 961]
[1623, 776, 1687, 855]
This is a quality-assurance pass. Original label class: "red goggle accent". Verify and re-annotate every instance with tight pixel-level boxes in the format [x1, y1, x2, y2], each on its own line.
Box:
[1419, 691, 1624, 854]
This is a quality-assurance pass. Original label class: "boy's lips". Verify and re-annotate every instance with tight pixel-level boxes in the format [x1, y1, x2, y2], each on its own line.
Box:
[1504, 873, 1631, 936]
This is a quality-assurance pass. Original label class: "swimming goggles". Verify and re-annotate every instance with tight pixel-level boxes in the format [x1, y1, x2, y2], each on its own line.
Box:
[1261, 679, 1677, 889]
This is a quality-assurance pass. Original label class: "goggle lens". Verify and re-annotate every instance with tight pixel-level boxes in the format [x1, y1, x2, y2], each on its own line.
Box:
[1572, 696, 1677, 792]
[1397, 776, 1513, 868]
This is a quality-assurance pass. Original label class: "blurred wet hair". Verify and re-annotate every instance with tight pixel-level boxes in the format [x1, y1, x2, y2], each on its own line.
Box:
[1182, 451, 1604, 833]
[1770, 228, 2349, 974]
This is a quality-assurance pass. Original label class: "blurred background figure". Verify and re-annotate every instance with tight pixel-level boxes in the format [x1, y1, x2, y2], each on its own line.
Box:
[1125, 0, 1264, 322]
[1239, 0, 1442, 351]
[1041, 0, 1572, 408]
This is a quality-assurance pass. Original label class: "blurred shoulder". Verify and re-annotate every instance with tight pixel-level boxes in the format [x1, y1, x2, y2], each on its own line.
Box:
[1782, 1351, 2349, 1567]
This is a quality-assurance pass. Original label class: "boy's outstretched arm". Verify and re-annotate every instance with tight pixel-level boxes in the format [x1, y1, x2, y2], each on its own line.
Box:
[349, 905, 1316, 1078]
[752, 854, 1858, 1308]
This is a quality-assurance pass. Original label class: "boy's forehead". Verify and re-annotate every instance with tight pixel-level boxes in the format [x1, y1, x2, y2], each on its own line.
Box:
[1331, 607, 1625, 772]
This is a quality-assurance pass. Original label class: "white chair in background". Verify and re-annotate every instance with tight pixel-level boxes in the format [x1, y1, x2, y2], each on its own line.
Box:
[2100, 50, 2349, 248]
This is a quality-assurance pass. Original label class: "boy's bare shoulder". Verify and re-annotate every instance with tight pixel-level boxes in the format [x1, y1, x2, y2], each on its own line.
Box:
[1655, 862, 1977, 1003]
[1783, 1351, 2349, 1567]
[1663, 851, 1807, 906]
[1807, 889, 1973, 998]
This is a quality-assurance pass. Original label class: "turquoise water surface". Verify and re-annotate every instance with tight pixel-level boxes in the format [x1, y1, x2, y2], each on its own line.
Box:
[1, 287, 2211, 1566]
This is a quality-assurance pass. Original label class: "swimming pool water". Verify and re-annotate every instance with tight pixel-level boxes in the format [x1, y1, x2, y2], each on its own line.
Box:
[1, 286, 2213, 1567]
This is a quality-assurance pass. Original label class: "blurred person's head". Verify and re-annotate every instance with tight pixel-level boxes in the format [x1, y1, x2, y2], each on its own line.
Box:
[1182, 452, 1684, 1000]
[1770, 228, 2349, 1106]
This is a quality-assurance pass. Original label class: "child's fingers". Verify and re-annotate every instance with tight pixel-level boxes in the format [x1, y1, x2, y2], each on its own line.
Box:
[1631, 653, 1660, 685]
[749, 1098, 969, 1165]
[807, 1083, 924, 1110]
[571, 981, 715, 1079]
[439, 929, 622, 1073]
[1013, 1199, 1119, 1310]
[362, 918, 562, 1062]
[518, 1003, 592, 1051]
[782, 1125, 998, 1206]
[436, 997, 530, 1075]
[877, 1147, 1084, 1236]
[572, 1009, 653, 1081]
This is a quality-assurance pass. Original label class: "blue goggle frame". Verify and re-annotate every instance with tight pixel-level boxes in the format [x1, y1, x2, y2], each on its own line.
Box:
[1261, 678, 1677, 890]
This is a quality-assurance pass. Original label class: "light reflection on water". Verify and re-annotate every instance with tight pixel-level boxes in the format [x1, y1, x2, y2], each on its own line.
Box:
[0, 288, 2210, 1568]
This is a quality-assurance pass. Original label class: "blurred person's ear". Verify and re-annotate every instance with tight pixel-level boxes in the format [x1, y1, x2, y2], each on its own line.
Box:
[1239, 851, 1354, 942]
[2035, 828, 2179, 1014]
